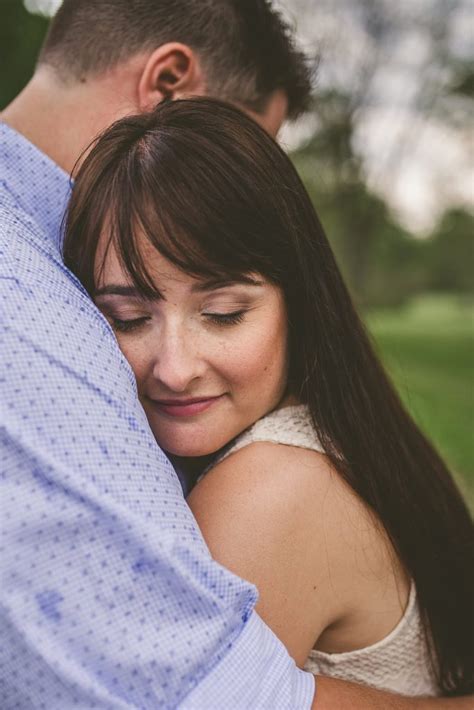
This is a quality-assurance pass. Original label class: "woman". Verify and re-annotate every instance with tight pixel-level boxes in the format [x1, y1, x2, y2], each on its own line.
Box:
[63, 98, 473, 697]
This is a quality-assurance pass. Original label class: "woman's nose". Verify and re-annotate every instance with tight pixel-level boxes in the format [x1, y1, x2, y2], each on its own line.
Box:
[151, 331, 203, 393]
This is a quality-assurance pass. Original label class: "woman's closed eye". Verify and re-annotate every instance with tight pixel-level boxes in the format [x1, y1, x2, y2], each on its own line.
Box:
[204, 310, 246, 326]
[107, 311, 246, 332]
[109, 316, 151, 333]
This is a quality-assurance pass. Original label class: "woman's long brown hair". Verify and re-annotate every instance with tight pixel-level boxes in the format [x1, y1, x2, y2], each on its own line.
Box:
[63, 98, 473, 696]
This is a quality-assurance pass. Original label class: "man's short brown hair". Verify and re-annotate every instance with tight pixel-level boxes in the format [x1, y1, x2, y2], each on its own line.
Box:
[38, 0, 314, 119]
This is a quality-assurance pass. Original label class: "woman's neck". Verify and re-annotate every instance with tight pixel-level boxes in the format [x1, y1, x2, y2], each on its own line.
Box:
[167, 453, 216, 494]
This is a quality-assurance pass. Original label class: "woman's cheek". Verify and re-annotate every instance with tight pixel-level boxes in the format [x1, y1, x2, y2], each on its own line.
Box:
[221, 324, 286, 392]
[116, 335, 150, 386]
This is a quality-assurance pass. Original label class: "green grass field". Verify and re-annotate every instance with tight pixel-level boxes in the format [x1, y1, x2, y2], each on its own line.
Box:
[366, 294, 473, 503]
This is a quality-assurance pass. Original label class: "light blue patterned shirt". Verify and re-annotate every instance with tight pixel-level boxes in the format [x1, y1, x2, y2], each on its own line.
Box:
[0, 123, 314, 709]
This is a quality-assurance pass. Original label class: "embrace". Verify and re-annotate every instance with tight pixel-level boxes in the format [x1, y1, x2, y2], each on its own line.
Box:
[1, 1, 472, 709]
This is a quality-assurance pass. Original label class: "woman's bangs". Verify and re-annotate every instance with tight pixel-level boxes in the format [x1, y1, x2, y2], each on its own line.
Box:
[108, 173, 265, 298]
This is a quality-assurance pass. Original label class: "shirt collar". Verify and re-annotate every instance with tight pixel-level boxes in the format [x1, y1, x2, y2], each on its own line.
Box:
[0, 121, 72, 250]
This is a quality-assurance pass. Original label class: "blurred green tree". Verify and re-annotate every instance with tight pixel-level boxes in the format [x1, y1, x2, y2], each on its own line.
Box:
[426, 208, 474, 294]
[0, 0, 49, 109]
[288, 0, 473, 307]
[291, 85, 427, 307]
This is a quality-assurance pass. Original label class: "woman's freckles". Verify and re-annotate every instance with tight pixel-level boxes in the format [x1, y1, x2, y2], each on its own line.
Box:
[95, 245, 288, 458]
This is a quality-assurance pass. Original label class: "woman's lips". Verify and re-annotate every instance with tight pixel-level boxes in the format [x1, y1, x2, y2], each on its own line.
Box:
[147, 395, 224, 417]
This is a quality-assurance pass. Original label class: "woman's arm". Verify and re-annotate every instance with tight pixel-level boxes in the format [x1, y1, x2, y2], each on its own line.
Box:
[188, 442, 347, 665]
[313, 676, 473, 708]
[188, 440, 402, 666]
[188, 441, 472, 708]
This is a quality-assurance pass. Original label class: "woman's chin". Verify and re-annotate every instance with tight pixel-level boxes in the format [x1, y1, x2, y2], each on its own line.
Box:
[154, 435, 223, 459]
[165, 445, 216, 458]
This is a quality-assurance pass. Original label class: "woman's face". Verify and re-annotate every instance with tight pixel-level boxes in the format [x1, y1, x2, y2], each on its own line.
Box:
[95, 239, 289, 457]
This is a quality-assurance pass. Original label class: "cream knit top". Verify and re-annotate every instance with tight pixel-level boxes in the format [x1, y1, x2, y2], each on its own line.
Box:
[212, 405, 438, 696]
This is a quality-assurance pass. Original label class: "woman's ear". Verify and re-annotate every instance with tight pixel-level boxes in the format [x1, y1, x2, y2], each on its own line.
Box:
[137, 42, 206, 110]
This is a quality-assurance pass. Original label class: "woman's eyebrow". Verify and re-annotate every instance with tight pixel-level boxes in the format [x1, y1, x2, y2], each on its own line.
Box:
[192, 276, 264, 293]
[94, 277, 264, 298]
[94, 285, 160, 299]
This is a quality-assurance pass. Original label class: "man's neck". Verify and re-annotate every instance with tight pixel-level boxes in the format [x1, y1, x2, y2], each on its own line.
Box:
[1, 67, 137, 175]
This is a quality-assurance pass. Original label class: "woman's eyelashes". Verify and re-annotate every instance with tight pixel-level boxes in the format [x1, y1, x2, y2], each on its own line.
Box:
[204, 310, 246, 326]
[110, 316, 151, 333]
[107, 310, 247, 333]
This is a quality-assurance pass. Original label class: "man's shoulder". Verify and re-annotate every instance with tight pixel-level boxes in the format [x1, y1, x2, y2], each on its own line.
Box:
[0, 189, 35, 234]
[0, 193, 115, 371]
[0, 198, 53, 270]
[0, 216, 39, 314]
[0, 197, 78, 309]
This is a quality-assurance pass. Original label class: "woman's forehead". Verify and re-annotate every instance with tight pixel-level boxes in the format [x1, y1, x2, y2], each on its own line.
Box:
[95, 233, 267, 295]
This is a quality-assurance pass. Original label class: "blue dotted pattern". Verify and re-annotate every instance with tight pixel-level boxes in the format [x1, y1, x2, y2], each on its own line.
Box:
[0, 123, 314, 709]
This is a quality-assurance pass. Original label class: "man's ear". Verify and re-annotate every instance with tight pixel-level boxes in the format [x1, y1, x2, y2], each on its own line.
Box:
[137, 42, 206, 110]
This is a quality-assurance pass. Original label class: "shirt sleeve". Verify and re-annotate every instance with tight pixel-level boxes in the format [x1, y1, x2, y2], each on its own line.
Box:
[0, 223, 315, 709]
[180, 612, 315, 709]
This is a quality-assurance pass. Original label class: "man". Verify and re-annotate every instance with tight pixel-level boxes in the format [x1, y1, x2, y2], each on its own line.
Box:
[3, 0, 307, 173]
[0, 2, 470, 708]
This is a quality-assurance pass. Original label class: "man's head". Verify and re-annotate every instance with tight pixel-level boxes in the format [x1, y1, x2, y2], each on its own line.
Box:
[36, 0, 313, 137]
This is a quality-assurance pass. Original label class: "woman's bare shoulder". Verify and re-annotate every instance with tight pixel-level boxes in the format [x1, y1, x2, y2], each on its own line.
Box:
[189, 440, 380, 551]
[188, 441, 400, 664]
[190, 441, 336, 515]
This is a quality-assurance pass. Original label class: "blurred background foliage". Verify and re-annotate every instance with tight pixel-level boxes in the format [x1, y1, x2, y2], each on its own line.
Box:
[1, 0, 472, 496]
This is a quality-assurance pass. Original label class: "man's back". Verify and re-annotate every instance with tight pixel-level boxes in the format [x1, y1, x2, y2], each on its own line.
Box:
[0, 122, 314, 708]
